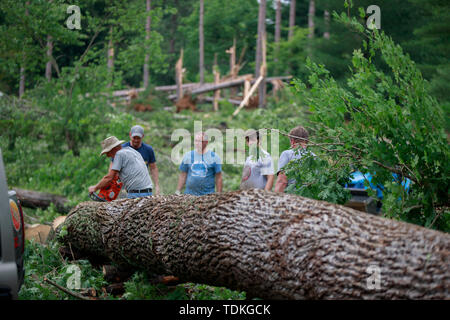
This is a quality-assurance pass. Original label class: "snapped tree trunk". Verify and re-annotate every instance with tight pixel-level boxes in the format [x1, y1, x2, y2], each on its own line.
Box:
[57, 190, 450, 300]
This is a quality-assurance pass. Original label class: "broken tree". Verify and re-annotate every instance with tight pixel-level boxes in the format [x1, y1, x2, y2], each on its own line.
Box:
[57, 189, 450, 299]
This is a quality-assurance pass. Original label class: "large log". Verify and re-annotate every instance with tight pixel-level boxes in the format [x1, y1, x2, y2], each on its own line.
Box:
[57, 189, 450, 299]
[13, 188, 71, 213]
[168, 76, 291, 100]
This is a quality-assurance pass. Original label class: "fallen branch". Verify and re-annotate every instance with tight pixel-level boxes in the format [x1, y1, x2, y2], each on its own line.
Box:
[43, 277, 91, 300]
[232, 76, 263, 116]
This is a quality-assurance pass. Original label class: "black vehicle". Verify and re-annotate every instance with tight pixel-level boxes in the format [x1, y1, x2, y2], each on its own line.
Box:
[0, 149, 25, 299]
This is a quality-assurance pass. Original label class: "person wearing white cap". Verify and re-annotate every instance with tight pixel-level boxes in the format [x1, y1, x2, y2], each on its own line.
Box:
[120, 125, 160, 195]
[88, 136, 153, 199]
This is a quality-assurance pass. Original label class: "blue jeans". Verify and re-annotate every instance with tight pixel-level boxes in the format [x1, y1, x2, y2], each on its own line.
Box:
[127, 192, 152, 199]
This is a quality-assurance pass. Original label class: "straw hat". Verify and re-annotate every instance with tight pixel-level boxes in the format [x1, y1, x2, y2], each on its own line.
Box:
[100, 136, 124, 156]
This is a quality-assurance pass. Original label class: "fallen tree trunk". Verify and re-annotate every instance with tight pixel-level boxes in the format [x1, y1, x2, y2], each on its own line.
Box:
[13, 188, 71, 213]
[57, 189, 450, 299]
[168, 76, 291, 100]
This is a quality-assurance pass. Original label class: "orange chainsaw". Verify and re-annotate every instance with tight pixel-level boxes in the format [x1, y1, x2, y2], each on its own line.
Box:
[89, 176, 123, 202]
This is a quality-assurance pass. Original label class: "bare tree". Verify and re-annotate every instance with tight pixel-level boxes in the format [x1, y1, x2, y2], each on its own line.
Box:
[45, 35, 53, 81]
[274, 0, 281, 66]
[255, 0, 266, 108]
[19, 2, 30, 98]
[308, 0, 315, 39]
[107, 26, 114, 87]
[199, 0, 204, 84]
[45, 0, 53, 82]
[143, 0, 152, 89]
[324, 9, 330, 39]
[288, 0, 295, 40]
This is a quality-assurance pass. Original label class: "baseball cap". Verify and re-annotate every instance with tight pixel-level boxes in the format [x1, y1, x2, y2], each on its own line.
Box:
[130, 125, 144, 138]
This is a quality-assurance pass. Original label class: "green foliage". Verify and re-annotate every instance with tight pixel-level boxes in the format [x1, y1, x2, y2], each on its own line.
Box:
[290, 14, 449, 231]
[122, 272, 187, 300]
[178, 0, 259, 81]
[268, 27, 308, 76]
[284, 152, 352, 205]
[19, 240, 107, 300]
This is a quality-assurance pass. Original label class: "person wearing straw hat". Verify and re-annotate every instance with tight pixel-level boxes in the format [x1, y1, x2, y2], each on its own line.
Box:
[88, 136, 153, 199]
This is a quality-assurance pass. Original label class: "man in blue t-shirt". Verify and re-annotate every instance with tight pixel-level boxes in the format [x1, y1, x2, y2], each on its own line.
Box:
[175, 132, 222, 196]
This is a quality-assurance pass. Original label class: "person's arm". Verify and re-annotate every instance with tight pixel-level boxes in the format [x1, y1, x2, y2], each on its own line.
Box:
[176, 171, 187, 194]
[88, 169, 119, 193]
[264, 174, 274, 192]
[274, 172, 288, 193]
[215, 172, 223, 193]
[149, 162, 160, 195]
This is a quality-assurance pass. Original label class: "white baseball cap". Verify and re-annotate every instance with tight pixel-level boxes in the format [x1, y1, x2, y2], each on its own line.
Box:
[130, 125, 144, 138]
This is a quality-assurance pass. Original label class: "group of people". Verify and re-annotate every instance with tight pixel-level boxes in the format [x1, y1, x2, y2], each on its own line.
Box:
[88, 125, 312, 199]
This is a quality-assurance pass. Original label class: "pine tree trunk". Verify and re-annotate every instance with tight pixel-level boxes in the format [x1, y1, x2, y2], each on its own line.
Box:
[45, 35, 53, 81]
[274, 0, 281, 70]
[19, 66, 25, 98]
[199, 0, 204, 84]
[45, 0, 53, 81]
[323, 9, 330, 39]
[58, 190, 450, 300]
[255, 0, 266, 109]
[143, 0, 152, 89]
[308, 0, 315, 39]
[288, 0, 296, 40]
[107, 26, 114, 87]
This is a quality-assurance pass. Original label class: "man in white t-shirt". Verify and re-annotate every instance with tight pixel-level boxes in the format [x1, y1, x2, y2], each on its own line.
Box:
[240, 129, 274, 191]
[274, 126, 314, 193]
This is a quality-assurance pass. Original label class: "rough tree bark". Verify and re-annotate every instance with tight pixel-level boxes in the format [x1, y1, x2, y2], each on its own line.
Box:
[57, 189, 450, 300]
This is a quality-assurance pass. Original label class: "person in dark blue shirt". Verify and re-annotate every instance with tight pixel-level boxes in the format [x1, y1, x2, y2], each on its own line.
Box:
[123, 125, 160, 195]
